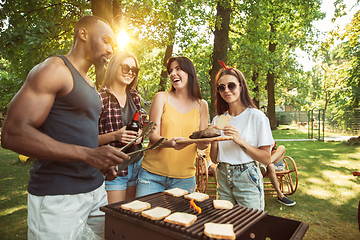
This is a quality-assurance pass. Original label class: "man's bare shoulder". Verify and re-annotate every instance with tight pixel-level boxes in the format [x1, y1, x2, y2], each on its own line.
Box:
[27, 56, 73, 94]
[31, 56, 69, 77]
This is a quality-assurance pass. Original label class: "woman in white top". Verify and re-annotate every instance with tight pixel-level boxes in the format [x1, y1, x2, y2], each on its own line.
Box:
[210, 61, 274, 210]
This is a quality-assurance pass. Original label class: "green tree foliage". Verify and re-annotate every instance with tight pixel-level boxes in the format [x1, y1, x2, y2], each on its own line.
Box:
[314, 1, 360, 131]
[226, 0, 324, 129]
[0, 0, 350, 128]
[309, 43, 352, 130]
[0, 58, 16, 114]
[0, 0, 91, 113]
[0, 0, 209, 109]
[113, 0, 209, 102]
[343, 9, 360, 108]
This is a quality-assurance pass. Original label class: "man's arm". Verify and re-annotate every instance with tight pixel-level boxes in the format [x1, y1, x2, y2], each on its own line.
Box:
[1, 57, 128, 169]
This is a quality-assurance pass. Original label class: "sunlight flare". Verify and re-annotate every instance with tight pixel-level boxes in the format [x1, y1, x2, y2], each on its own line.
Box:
[116, 31, 129, 49]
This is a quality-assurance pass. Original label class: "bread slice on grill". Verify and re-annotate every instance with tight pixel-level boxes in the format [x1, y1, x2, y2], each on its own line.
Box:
[213, 200, 234, 210]
[204, 222, 236, 240]
[216, 115, 231, 130]
[141, 207, 171, 220]
[120, 200, 151, 212]
[164, 212, 197, 227]
[184, 192, 209, 202]
[164, 188, 188, 197]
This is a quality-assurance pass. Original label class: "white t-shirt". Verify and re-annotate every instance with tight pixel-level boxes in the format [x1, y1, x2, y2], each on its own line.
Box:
[212, 108, 274, 165]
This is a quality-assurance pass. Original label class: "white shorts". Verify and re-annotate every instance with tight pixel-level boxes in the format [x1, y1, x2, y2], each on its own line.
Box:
[27, 182, 107, 240]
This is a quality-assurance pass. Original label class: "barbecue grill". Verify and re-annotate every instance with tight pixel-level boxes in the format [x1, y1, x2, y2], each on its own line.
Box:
[100, 192, 308, 240]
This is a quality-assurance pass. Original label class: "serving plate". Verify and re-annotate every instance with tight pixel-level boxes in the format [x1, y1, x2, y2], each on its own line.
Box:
[175, 136, 233, 144]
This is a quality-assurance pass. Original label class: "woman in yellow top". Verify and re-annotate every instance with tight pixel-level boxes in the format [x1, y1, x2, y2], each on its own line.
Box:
[136, 56, 209, 197]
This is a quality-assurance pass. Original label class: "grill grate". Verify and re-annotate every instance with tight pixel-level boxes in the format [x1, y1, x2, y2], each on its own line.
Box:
[105, 192, 268, 239]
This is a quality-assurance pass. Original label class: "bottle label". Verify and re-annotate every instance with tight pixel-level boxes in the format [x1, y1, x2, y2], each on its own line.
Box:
[133, 112, 140, 121]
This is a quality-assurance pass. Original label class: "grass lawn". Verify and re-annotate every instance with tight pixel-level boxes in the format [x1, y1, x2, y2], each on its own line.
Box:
[0, 147, 30, 239]
[264, 140, 360, 239]
[272, 125, 310, 139]
[273, 124, 356, 140]
[1, 127, 360, 239]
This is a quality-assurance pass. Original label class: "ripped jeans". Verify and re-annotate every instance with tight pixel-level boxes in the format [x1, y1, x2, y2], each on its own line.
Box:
[217, 161, 265, 210]
[135, 167, 196, 198]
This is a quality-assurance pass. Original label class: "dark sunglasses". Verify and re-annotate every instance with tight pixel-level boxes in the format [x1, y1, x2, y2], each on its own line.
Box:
[217, 82, 240, 93]
[120, 64, 139, 76]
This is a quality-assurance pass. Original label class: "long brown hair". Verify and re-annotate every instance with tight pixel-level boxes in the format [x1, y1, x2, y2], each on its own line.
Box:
[215, 68, 256, 115]
[102, 51, 139, 90]
[166, 56, 202, 101]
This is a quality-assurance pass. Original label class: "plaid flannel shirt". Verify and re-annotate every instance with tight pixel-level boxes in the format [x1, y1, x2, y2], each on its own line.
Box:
[98, 86, 142, 176]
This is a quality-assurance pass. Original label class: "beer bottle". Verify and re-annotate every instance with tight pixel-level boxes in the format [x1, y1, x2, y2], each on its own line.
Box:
[125, 110, 141, 153]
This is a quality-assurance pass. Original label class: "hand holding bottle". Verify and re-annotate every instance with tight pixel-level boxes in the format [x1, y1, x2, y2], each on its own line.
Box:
[113, 126, 138, 145]
[124, 109, 142, 153]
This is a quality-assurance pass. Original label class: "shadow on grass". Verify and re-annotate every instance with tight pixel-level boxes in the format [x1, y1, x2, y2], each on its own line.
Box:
[0, 208, 27, 240]
[265, 141, 360, 239]
[0, 149, 31, 240]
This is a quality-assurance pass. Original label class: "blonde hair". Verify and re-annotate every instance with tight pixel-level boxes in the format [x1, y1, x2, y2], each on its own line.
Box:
[101, 51, 139, 89]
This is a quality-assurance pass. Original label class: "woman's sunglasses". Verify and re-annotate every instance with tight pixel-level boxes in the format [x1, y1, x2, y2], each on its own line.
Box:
[120, 64, 139, 76]
[217, 82, 240, 93]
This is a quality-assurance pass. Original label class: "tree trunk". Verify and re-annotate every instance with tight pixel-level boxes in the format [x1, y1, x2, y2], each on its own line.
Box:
[209, 1, 231, 120]
[159, 44, 174, 91]
[91, 0, 113, 24]
[267, 23, 277, 130]
[324, 90, 329, 114]
[112, 0, 123, 30]
[267, 70, 277, 129]
[251, 70, 260, 109]
[355, 78, 360, 108]
[158, 0, 181, 92]
[91, 0, 113, 88]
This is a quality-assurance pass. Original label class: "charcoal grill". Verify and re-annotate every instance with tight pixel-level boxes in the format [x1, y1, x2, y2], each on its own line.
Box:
[100, 192, 308, 240]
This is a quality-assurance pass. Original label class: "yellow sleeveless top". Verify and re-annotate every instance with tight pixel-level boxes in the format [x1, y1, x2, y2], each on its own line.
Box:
[142, 92, 200, 178]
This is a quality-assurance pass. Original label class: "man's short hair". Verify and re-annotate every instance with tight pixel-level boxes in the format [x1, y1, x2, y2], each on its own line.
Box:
[74, 15, 110, 38]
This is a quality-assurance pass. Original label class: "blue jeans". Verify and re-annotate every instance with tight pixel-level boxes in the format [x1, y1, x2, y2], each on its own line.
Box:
[217, 161, 265, 210]
[105, 157, 143, 191]
[135, 167, 196, 197]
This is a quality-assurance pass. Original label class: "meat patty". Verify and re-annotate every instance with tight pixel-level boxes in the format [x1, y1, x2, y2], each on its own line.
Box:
[189, 126, 221, 139]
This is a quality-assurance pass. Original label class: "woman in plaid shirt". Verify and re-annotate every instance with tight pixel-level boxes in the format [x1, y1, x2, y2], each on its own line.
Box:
[98, 51, 143, 204]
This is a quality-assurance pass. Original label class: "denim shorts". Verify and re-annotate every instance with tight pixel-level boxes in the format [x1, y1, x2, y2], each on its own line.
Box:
[135, 167, 196, 198]
[217, 161, 264, 210]
[105, 157, 143, 191]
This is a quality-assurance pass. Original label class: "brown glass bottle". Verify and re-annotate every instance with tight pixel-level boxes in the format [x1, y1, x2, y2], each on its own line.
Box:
[125, 110, 141, 153]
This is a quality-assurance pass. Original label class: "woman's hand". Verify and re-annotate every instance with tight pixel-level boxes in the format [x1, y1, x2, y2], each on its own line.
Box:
[113, 126, 138, 145]
[223, 125, 246, 150]
[170, 137, 191, 150]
